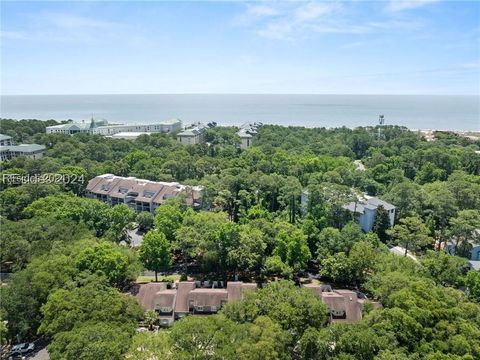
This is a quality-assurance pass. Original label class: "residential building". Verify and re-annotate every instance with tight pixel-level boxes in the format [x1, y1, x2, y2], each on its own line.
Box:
[343, 196, 395, 232]
[94, 119, 181, 136]
[136, 281, 257, 326]
[0, 134, 13, 146]
[85, 174, 202, 213]
[237, 122, 261, 150]
[176, 124, 207, 145]
[445, 240, 480, 261]
[304, 284, 381, 322]
[0, 144, 46, 162]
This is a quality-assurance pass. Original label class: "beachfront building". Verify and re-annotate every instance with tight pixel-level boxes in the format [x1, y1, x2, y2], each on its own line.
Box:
[137, 281, 257, 326]
[93, 118, 181, 136]
[0, 144, 46, 162]
[85, 174, 202, 213]
[46, 118, 108, 135]
[304, 284, 381, 322]
[237, 122, 261, 150]
[343, 196, 395, 232]
[176, 124, 207, 145]
[0, 134, 13, 146]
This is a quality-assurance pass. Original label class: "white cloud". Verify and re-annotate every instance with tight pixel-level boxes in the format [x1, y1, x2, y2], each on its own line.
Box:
[294, 2, 335, 22]
[247, 4, 281, 17]
[386, 0, 440, 12]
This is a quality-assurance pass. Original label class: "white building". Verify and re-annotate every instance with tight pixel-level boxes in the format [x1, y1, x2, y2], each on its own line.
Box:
[343, 196, 395, 232]
[94, 119, 181, 136]
[0, 144, 46, 162]
[109, 132, 152, 140]
[46, 118, 109, 135]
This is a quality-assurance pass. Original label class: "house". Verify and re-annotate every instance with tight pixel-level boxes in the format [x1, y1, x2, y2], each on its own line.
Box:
[176, 124, 207, 145]
[237, 122, 261, 150]
[0, 134, 13, 146]
[303, 284, 381, 322]
[137, 281, 257, 326]
[85, 174, 202, 213]
[343, 196, 395, 232]
[0, 144, 46, 162]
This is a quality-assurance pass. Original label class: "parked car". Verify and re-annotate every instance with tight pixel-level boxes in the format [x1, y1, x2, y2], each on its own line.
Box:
[8, 342, 35, 357]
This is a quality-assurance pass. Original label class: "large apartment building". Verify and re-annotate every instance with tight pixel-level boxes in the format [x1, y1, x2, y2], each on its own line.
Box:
[0, 134, 46, 162]
[46, 118, 181, 136]
[85, 174, 202, 212]
[237, 122, 261, 150]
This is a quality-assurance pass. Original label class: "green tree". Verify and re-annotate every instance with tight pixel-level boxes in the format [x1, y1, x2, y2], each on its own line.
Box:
[48, 322, 134, 360]
[387, 216, 432, 256]
[138, 231, 172, 282]
[105, 204, 136, 243]
[373, 205, 391, 242]
[449, 210, 480, 257]
[76, 242, 132, 288]
[421, 250, 469, 287]
[154, 200, 185, 242]
[465, 270, 480, 302]
[136, 211, 154, 232]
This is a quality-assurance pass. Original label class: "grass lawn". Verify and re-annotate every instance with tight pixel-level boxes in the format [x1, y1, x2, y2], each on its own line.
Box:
[136, 274, 181, 283]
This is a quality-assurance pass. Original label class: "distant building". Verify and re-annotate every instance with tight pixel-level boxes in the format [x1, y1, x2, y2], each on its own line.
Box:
[343, 196, 395, 232]
[177, 124, 207, 145]
[0, 144, 46, 162]
[237, 122, 261, 150]
[94, 119, 181, 136]
[109, 132, 152, 140]
[304, 284, 381, 322]
[46, 118, 108, 135]
[85, 174, 202, 213]
[0, 134, 13, 146]
[137, 281, 257, 326]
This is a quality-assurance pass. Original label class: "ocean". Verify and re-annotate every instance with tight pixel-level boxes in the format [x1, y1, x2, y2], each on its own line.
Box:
[0, 94, 478, 131]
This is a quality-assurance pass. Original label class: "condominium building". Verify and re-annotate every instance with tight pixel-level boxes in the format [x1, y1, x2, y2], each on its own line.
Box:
[85, 174, 202, 212]
[0, 134, 13, 146]
[93, 119, 181, 136]
[237, 122, 261, 150]
[176, 124, 207, 145]
[342, 196, 396, 232]
[137, 281, 257, 326]
[46, 118, 108, 135]
[0, 144, 46, 162]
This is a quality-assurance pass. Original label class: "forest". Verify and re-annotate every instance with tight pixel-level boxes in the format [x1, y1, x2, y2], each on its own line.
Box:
[0, 118, 479, 359]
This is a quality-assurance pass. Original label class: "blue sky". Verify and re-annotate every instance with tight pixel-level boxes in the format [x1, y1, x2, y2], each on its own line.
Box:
[1, 0, 479, 95]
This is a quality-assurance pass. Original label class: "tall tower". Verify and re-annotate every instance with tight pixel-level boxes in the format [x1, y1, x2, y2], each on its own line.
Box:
[378, 115, 385, 139]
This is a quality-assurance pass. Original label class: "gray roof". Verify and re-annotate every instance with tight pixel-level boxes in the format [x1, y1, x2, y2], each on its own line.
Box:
[343, 197, 395, 214]
[0, 134, 12, 141]
[469, 261, 480, 271]
[2, 144, 46, 153]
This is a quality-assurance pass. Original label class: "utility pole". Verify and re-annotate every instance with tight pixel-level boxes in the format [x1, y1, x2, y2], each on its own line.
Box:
[378, 115, 385, 139]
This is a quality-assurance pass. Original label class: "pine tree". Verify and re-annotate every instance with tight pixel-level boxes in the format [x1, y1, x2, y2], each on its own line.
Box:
[373, 205, 391, 242]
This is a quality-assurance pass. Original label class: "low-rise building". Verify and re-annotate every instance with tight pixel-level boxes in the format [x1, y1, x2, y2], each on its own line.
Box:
[343, 196, 395, 232]
[177, 124, 207, 145]
[445, 239, 480, 261]
[0, 134, 13, 146]
[46, 118, 108, 134]
[85, 174, 202, 213]
[0, 144, 46, 162]
[137, 281, 257, 326]
[237, 122, 261, 150]
[304, 284, 381, 322]
[94, 119, 181, 136]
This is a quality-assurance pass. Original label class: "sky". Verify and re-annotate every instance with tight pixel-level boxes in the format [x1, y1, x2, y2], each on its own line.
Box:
[1, 0, 479, 95]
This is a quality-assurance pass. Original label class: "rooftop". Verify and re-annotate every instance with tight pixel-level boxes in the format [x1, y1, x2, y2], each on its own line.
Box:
[0, 144, 46, 153]
[0, 134, 12, 141]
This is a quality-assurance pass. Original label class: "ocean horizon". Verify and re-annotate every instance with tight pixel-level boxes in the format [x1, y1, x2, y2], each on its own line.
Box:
[1, 94, 478, 131]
